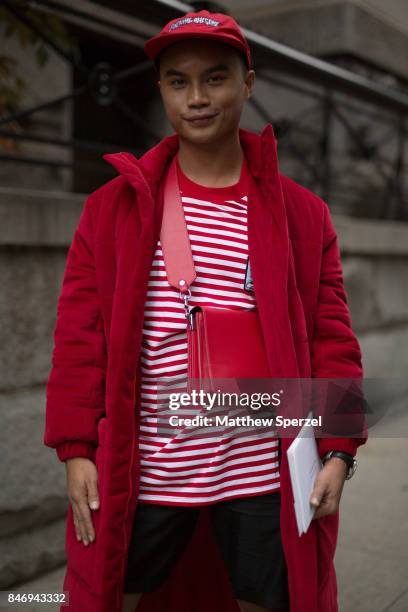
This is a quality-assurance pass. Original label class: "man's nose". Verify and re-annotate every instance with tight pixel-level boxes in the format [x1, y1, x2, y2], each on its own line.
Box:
[187, 82, 210, 106]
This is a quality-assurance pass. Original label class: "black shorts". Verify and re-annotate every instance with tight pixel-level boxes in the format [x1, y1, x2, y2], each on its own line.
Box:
[123, 491, 290, 610]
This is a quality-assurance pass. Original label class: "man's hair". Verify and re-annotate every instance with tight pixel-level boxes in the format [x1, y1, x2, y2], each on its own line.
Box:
[154, 45, 249, 78]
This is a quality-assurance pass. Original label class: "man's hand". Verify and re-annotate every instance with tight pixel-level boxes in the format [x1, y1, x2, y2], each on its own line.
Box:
[310, 457, 348, 520]
[66, 458, 100, 546]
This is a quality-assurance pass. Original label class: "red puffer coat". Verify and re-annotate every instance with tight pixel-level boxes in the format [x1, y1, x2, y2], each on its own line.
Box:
[44, 123, 367, 612]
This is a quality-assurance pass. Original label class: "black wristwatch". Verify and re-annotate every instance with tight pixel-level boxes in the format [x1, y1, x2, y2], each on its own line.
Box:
[321, 450, 357, 480]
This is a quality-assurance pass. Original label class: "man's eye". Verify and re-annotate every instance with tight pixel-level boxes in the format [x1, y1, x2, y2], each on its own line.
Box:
[171, 79, 184, 86]
[208, 75, 225, 83]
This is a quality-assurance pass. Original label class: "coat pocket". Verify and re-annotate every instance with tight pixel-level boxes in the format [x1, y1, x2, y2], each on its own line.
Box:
[65, 417, 107, 590]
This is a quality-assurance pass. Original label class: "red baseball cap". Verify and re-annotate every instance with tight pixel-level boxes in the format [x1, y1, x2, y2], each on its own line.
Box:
[144, 10, 252, 70]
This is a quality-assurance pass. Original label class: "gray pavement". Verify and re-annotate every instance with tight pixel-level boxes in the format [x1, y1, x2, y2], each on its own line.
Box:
[336, 409, 408, 612]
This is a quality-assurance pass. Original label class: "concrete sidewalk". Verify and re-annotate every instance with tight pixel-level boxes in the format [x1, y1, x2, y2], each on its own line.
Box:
[336, 409, 408, 612]
[5, 414, 408, 612]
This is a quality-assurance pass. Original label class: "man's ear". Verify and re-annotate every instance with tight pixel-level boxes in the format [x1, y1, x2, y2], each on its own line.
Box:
[244, 70, 255, 99]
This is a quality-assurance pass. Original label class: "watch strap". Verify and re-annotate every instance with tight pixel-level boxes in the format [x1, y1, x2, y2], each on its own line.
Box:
[322, 450, 357, 480]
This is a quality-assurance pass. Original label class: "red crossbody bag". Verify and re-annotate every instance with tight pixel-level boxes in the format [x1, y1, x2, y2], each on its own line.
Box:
[159, 155, 271, 394]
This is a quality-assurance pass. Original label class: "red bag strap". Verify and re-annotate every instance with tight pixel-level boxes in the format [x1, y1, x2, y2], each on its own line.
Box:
[160, 154, 197, 296]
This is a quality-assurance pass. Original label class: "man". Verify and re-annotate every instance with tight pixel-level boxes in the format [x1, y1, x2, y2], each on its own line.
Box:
[44, 9, 367, 612]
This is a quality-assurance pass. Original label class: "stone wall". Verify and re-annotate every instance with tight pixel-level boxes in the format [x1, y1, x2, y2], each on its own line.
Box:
[234, 0, 408, 79]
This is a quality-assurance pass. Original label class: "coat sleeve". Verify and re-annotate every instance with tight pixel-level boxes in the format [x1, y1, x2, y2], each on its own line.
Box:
[311, 201, 368, 459]
[44, 193, 107, 462]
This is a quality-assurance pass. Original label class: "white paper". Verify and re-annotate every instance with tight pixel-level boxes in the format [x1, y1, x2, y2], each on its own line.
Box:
[287, 410, 323, 536]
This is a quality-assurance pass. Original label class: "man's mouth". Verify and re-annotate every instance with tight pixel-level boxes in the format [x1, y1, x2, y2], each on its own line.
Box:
[185, 113, 218, 126]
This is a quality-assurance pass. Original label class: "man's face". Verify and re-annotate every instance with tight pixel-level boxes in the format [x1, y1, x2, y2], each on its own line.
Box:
[157, 39, 255, 145]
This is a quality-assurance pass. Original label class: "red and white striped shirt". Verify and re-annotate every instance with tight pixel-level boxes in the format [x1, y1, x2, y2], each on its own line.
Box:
[137, 154, 280, 506]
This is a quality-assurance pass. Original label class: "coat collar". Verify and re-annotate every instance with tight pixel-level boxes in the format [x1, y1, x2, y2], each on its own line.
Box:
[102, 123, 279, 193]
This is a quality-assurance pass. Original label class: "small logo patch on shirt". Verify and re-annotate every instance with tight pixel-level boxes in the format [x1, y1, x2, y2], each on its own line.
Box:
[244, 256, 254, 292]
